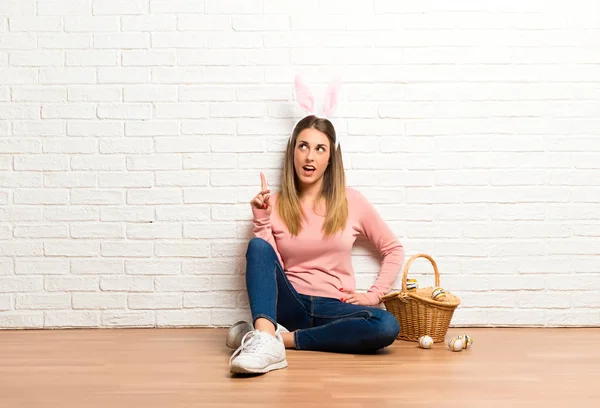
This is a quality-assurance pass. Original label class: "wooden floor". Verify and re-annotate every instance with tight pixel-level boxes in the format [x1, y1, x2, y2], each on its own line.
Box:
[0, 327, 598, 408]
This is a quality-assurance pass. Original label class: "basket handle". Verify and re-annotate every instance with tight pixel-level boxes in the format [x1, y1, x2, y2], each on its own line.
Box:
[401, 253, 440, 292]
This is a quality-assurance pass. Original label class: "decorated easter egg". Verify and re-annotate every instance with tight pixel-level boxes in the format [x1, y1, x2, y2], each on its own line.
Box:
[406, 278, 418, 290]
[432, 287, 446, 301]
[418, 335, 434, 349]
[458, 334, 473, 349]
[447, 336, 464, 352]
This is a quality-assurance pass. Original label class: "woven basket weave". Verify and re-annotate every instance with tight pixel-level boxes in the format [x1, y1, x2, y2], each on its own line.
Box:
[381, 253, 461, 343]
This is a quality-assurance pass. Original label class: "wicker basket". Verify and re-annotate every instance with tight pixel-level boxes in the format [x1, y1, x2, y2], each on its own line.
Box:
[381, 253, 461, 343]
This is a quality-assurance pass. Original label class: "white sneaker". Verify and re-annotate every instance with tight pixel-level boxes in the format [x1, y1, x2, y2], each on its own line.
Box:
[226, 320, 289, 350]
[226, 321, 253, 349]
[229, 330, 287, 374]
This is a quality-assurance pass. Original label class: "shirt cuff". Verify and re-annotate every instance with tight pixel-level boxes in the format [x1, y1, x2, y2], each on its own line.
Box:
[251, 206, 270, 220]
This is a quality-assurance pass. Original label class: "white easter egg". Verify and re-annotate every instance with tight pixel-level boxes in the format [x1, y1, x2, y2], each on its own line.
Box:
[447, 336, 464, 352]
[418, 335, 434, 349]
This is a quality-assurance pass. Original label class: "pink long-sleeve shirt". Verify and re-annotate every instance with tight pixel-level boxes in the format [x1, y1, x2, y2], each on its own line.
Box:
[251, 187, 404, 305]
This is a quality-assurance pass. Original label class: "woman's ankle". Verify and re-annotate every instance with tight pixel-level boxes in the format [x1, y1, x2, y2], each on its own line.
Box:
[254, 318, 276, 336]
[281, 331, 295, 348]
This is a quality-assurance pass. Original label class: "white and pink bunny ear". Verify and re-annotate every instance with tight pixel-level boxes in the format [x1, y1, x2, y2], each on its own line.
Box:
[321, 77, 342, 118]
[294, 75, 315, 114]
[292, 74, 343, 149]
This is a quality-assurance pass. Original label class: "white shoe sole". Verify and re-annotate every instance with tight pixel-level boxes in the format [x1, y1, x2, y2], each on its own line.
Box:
[230, 359, 288, 374]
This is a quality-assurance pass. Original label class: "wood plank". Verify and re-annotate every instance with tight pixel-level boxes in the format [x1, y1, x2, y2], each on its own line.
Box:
[0, 327, 598, 407]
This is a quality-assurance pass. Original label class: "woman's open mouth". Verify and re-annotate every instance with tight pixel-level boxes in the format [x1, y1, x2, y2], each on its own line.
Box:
[302, 165, 316, 176]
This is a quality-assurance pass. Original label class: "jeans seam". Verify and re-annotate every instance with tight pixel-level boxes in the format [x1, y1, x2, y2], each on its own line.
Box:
[315, 311, 373, 319]
[294, 330, 301, 350]
[310, 309, 374, 320]
[274, 261, 309, 314]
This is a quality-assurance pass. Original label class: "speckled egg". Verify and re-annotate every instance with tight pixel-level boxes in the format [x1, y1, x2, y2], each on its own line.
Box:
[418, 335, 434, 349]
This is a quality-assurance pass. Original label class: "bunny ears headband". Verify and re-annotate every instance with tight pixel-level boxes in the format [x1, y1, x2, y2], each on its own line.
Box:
[294, 74, 342, 147]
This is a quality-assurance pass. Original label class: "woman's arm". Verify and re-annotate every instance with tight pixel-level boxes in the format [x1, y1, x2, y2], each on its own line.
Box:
[252, 205, 277, 249]
[250, 172, 276, 246]
[251, 190, 284, 268]
[355, 191, 405, 305]
[249, 173, 284, 267]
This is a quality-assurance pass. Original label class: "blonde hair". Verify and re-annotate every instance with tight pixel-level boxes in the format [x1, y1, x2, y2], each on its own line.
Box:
[277, 115, 348, 237]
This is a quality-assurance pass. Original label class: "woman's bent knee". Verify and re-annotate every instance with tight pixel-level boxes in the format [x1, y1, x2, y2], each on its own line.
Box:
[246, 237, 272, 257]
[371, 310, 400, 349]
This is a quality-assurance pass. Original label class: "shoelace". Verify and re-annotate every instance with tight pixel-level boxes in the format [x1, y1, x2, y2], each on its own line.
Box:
[229, 330, 267, 366]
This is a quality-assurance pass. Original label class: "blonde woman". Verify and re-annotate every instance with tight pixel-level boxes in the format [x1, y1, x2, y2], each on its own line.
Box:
[228, 115, 404, 374]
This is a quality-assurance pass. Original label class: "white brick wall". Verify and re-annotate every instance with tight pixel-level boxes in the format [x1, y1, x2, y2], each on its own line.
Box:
[0, 0, 599, 329]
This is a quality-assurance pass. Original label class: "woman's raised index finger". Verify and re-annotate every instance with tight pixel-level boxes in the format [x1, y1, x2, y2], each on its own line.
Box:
[260, 172, 268, 191]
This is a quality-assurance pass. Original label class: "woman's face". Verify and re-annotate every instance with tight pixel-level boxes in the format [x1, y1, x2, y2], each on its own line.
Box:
[293, 127, 331, 191]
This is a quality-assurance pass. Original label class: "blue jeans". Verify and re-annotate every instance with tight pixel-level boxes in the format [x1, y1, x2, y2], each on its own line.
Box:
[245, 238, 400, 353]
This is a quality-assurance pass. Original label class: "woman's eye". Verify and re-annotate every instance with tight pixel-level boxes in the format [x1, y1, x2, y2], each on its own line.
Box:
[297, 144, 326, 152]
